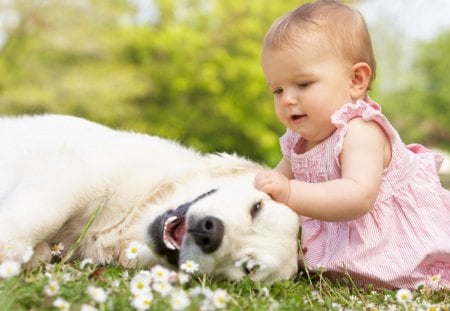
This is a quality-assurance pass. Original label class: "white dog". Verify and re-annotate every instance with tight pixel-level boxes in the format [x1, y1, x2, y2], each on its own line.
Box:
[0, 114, 300, 283]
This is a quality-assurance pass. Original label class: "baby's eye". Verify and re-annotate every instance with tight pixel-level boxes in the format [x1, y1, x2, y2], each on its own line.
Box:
[271, 88, 282, 95]
[297, 82, 311, 88]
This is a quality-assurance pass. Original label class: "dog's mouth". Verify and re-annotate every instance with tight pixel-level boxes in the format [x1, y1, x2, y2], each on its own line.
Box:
[148, 202, 190, 266]
[147, 189, 218, 266]
[163, 215, 187, 250]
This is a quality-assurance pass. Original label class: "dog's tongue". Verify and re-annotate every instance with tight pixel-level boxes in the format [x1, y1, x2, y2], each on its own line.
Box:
[174, 223, 187, 244]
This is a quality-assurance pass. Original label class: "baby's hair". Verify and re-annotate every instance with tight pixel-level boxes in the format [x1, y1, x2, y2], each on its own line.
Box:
[263, 0, 376, 88]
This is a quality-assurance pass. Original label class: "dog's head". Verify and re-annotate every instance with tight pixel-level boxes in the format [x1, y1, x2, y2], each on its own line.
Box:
[146, 180, 300, 284]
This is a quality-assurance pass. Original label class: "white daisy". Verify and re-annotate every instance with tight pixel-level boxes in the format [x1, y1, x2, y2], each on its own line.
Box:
[170, 290, 190, 310]
[126, 241, 143, 260]
[212, 288, 229, 309]
[180, 260, 199, 274]
[396, 288, 412, 304]
[111, 279, 121, 288]
[134, 270, 152, 280]
[121, 270, 130, 280]
[87, 285, 108, 304]
[130, 273, 152, 296]
[152, 281, 173, 297]
[50, 242, 64, 257]
[0, 260, 21, 279]
[150, 265, 171, 283]
[44, 280, 60, 297]
[61, 273, 73, 282]
[315, 263, 327, 272]
[260, 287, 270, 297]
[131, 292, 153, 311]
[53, 297, 70, 311]
[80, 304, 98, 311]
[189, 286, 213, 299]
[44, 272, 53, 279]
[176, 272, 190, 284]
[429, 274, 441, 289]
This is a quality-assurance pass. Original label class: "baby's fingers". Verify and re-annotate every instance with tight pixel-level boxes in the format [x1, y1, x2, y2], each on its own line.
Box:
[254, 171, 274, 189]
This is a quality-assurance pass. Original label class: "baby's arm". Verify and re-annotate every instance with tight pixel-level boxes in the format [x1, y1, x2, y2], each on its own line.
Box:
[256, 118, 390, 222]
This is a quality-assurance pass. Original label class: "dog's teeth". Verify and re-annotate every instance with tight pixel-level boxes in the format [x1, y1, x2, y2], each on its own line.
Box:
[164, 241, 176, 250]
[166, 216, 177, 224]
[163, 216, 178, 250]
[163, 216, 177, 232]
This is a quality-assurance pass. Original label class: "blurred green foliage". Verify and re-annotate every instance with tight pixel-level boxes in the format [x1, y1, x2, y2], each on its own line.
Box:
[374, 31, 450, 150]
[0, 0, 449, 167]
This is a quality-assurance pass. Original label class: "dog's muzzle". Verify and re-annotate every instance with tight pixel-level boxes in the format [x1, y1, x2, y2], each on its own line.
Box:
[147, 189, 220, 266]
[188, 216, 224, 254]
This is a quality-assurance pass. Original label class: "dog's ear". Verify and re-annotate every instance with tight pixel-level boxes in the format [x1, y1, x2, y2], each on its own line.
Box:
[206, 153, 265, 176]
[141, 180, 176, 207]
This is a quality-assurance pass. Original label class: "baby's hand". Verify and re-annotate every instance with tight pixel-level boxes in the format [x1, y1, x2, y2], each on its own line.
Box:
[254, 170, 290, 205]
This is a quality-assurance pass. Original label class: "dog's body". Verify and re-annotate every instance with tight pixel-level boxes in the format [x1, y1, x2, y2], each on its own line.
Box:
[0, 115, 300, 283]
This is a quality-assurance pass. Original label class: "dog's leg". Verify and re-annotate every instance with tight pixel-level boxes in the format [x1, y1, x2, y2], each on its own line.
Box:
[0, 184, 83, 263]
[28, 241, 52, 266]
[0, 150, 101, 264]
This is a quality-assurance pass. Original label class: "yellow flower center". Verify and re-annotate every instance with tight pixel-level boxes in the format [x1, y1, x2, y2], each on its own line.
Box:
[144, 299, 152, 306]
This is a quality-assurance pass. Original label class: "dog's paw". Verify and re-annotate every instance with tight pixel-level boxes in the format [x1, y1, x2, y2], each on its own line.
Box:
[27, 242, 51, 267]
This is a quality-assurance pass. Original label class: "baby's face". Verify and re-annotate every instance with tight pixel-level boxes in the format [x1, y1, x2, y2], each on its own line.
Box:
[262, 34, 354, 145]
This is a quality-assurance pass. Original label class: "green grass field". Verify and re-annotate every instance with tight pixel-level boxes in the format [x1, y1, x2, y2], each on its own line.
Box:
[0, 262, 448, 310]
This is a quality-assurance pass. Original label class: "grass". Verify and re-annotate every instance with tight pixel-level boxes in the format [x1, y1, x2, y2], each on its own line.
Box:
[2, 192, 449, 311]
[0, 262, 448, 310]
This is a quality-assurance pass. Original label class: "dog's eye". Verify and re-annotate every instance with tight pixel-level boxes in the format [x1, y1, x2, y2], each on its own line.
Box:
[250, 201, 262, 218]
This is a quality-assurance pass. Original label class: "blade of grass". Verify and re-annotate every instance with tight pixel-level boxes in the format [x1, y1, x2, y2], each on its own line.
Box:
[60, 197, 107, 264]
[298, 238, 313, 287]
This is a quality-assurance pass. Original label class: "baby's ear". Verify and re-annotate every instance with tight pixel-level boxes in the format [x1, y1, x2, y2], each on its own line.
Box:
[349, 62, 372, 99]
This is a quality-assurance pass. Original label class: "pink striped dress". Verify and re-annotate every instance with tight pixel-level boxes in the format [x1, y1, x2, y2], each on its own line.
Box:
[280, 98, 450, 289]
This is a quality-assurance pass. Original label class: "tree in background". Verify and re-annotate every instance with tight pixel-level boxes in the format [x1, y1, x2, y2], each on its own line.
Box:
[0, 0, 303, 165]
[0, 0, 449, 167]
[376, 30, 450, 150]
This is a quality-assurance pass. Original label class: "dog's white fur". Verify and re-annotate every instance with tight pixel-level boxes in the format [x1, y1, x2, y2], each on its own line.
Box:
[0, 114, 300, 283]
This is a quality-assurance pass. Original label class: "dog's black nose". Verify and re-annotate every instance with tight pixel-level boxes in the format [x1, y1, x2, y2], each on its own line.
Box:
[189, 216, 224, 253]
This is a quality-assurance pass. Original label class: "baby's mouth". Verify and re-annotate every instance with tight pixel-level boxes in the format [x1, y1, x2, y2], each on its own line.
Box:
[291, 114, 305, 121]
